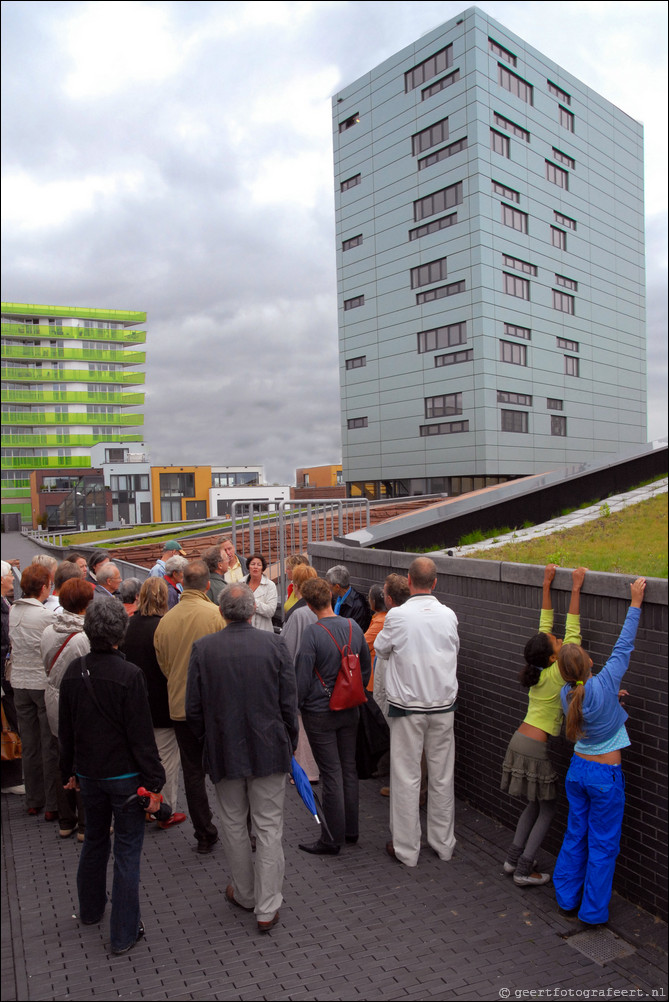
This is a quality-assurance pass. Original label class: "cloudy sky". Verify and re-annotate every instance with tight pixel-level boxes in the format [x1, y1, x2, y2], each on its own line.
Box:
[2, 0, 667, 484]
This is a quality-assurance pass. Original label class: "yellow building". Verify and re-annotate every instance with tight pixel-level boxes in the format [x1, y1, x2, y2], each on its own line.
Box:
[151, 466, 212, 522]
[295, 464, 343, 489]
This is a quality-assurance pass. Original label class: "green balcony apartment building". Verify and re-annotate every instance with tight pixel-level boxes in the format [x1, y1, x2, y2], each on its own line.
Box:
[334, 7, 646, 499]
[1, 302, 147, 528]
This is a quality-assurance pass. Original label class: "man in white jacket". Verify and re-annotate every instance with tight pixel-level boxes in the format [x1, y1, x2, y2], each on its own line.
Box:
[374, 556, 459, 867]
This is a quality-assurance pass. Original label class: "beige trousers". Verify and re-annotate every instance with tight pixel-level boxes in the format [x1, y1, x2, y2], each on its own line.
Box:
[214, 773, 287, 922]
[389, 712, 456, 866]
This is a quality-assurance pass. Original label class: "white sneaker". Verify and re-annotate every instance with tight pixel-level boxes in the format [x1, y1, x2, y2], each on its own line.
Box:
[504, 857, 537, 874]
[1, 784, 26, 795]
[514, 871, 551, 887]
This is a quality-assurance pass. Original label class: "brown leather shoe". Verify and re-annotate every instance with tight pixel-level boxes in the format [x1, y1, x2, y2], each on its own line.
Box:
[385, 841, 398, 860]
[258, 911, 279, 933]
[225, 884, 253, 912]
[379, 787, 390, 797]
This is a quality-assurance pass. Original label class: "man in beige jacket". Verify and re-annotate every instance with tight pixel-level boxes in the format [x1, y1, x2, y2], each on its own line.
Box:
[154, 560, 225, 853]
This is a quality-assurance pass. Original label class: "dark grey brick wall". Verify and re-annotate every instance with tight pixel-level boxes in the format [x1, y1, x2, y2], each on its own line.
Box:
[310, 542, 668, 919]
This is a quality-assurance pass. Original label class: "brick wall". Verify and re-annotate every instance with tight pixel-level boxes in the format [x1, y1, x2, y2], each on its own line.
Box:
[310, 541, 668, 919]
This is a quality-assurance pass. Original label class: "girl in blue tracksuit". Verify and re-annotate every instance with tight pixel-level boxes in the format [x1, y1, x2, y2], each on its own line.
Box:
[552, 577, 646, 926]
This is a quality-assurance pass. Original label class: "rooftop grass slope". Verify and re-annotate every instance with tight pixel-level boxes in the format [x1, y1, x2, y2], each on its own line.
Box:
[468, 494, 667, 578]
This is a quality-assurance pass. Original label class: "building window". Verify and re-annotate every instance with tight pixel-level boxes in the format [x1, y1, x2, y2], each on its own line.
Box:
[553, 147, 575, 169]
[556, 274, 578, 291]
[504, 322, 531, 340]
[419, 420, 469, 437]
[345, 355, 366, 369]
[546, 161, 569, 189]
[557, 337, 579, 352]
[493, 112, 530, 142]
[501, 409, 529, 433]
[347, 416, 368, 429]
[490, 129, 510, 157]
[160, 472, 195, 497]
[409, 213, 457, 241]
[564, 356, 580, 376]
[412, 117, 449, 155]
[405, 45, 453, 92]
[421, 69, 460, 100]
[416, 280, 465, 304]
[500, 340, 528, 365]
[418, 136, 467, 170]
[559, 106, 575, 132]
[413, 182, 463, 221]
[344, 295, 365, 310]
[489, 38, 516, 65]
[503, 273, 530, 300]
[417, 322, 466, 353]
[551, 415, 567, 436]
[425, 393, 462, 418]
[338, 113, 360, 133]
[501, 203, 528, 233]
[498, 391, 532, 406]
[547, 398, 563, 410]
[435, 349, 473, 367]
[503, 254, 536, 276]
[340, 174, 361, 192]
[492, 180, 520, 202]
[342, 234, 363, 251]
[551, 226, 567, 250]
[547, 80, 570, 105]
[553, 290, 575, 313]
[411, 257, 448, 288]
[554, 210, 576, 230]
[498, 64, 533, 104]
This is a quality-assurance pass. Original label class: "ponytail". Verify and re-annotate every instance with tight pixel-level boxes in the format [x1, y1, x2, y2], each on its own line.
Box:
[519, 633, 554, 689]
[558, 644, 591, 742]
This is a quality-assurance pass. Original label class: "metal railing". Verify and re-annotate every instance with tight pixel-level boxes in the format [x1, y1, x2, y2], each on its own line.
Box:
[230, 498, 370, 611]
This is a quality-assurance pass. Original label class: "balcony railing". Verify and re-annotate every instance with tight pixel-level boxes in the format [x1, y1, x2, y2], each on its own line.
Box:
[3, 412, 143, 426]
[1, 303, 145, 323]
[1, 390, 145, 405]
[2, 345, 145, 364]
[1, 322, 146, 343]
[1, 367, 145, 383]
[1, 456, 92, 469]
[2, 433, 144, 447]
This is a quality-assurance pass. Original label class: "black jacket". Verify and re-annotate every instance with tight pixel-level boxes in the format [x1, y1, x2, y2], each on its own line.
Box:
[339, 587, 371, 633]
[186, 622, 298, 783]
[59, 649, 165, 792]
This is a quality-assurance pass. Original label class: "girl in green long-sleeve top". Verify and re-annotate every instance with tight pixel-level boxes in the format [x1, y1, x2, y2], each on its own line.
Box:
[501, 564, 587, 886]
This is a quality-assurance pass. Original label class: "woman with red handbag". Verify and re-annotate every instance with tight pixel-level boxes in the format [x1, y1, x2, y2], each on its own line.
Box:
[295, 578, 371, 855]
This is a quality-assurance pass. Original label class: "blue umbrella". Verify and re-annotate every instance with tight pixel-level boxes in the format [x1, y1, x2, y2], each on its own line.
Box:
[290, 756, 332, 842]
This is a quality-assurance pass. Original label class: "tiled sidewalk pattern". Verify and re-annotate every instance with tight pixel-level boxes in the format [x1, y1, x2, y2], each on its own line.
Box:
[2, 773, 666, 1001]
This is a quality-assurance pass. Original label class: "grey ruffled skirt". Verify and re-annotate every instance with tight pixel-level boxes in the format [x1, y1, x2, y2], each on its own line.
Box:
[500, 730, 558, 801]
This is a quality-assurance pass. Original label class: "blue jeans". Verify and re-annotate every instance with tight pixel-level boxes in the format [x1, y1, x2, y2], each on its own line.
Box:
[78, 776, 145, 953]
[553, 756, 625, 924]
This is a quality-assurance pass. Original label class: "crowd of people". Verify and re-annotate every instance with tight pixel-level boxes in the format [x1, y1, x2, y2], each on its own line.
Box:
[0, 540, 646, 953]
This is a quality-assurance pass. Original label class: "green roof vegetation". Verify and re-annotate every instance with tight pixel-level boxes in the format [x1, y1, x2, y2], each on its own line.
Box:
[467, 494, 667, 578]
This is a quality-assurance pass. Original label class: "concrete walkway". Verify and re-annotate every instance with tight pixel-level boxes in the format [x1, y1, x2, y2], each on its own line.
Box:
[2, 773, 666, 1001]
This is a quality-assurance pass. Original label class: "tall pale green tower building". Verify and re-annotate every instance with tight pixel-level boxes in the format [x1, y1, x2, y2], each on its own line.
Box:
[1, 302, 146, 523]
[334, 7, 646, 499]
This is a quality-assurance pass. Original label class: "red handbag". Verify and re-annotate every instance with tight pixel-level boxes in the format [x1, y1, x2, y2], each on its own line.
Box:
[315, 620, 367, 711]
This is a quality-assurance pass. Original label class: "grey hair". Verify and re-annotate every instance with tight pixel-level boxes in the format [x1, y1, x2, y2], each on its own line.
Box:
[84, 598, 128, 650]
[0, 560, 11, 577]
[325, 565, 350, 589]
[164, 555, 189, 576]
[119, 577, 141, 604]
[97, 562, 120, 587]
[31, 553, 58, 575]
[219, 584, 255, 623]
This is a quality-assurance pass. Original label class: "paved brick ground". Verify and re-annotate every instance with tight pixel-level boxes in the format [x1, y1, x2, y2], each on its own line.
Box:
[2, 774, 666, 1001]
